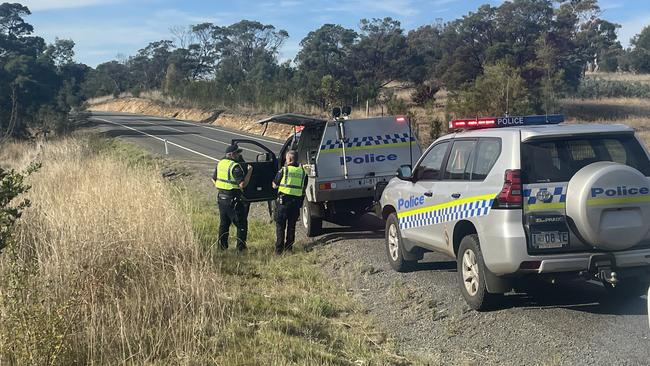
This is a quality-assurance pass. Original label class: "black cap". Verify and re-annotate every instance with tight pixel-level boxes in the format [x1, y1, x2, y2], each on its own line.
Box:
[225, 143, 242, 154]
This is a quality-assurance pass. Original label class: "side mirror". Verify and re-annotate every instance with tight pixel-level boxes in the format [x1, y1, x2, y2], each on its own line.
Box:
[256, 153, 269, 162]
[397, 165, 413, 180]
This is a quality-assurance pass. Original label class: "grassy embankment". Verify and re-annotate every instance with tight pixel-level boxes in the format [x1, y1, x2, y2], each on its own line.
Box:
[0, 133, 406, 365]
[562, 72, 650, 145]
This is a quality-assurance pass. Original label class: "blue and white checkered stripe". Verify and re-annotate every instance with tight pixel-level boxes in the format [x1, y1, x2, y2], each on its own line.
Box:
[399, 198, 494, 230]
[320, 133, 414, 150]
[522, 185, 567, 205]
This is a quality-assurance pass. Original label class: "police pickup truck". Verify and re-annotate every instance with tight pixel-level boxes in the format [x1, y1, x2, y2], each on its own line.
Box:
[242, 110, 421, 236]
[380, 114, 650, 310]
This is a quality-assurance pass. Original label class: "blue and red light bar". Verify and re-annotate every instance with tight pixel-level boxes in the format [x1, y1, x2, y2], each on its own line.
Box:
[449, 114, 564, 130]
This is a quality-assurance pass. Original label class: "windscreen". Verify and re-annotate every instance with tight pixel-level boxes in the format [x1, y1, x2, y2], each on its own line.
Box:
[521, 134, 650, 183]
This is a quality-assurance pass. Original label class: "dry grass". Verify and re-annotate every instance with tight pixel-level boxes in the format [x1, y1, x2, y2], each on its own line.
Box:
[562, 97, 650, 122]
[0, 135, 406, 365]
[585, 72, 650, 82]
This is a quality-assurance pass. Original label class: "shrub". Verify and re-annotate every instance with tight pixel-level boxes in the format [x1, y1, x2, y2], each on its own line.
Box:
[574, 78, 650, 99]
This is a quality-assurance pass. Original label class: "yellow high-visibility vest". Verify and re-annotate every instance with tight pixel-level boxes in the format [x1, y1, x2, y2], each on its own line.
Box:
[278, 165, 305, 197]
[215, 159, 241, 190]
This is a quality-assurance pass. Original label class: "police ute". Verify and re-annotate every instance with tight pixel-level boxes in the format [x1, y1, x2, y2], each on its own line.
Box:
[379, 114, 650, 310]
[256, 108, 421, 236]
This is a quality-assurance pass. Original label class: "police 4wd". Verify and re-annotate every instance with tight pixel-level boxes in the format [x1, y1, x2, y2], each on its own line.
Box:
[380, 114, 650, 310]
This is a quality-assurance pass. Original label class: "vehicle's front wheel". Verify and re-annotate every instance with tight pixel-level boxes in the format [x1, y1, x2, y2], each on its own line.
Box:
[302, 198, 322, 237]
[385, 213, 416, 272]
[457, 234, 498, 311]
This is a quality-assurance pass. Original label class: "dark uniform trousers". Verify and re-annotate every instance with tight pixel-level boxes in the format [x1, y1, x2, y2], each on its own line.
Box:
[217, 191, 248, 250]
[275, 194, 302, 253]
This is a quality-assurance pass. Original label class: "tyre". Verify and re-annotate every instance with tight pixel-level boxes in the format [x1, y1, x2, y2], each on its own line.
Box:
[385, 213, 416, 272]
[602, 279, 649, 299]
[457, 234, 498, 311]
[302, 198, 322, 237]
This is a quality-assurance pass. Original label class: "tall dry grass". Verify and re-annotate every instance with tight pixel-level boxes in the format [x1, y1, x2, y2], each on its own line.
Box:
[0, 136, 402, 365]
[1, 138, 217, 363]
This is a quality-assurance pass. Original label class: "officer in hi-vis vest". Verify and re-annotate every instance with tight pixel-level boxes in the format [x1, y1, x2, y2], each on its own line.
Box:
[272, 150, 307, 254]
[212, 143, 253, 251]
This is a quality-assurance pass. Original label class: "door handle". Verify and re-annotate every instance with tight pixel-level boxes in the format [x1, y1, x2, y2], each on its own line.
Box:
[451, 193, 461, 199]
[424, 191, 433, 197]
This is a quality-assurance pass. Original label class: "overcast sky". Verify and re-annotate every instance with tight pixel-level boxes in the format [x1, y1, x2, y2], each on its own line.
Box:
[18, 0, 650, 67]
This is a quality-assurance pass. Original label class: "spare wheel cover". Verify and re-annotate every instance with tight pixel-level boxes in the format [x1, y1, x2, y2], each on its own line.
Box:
[566, 162, 650, 251]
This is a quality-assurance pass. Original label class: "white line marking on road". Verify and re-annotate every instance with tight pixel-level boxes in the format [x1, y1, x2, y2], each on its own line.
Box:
[167, 118, 284, 146]
[94, 117, 219, 162]
[133, 118, 265, 154]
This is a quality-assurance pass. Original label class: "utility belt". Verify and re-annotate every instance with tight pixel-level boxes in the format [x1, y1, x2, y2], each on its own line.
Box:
[277, 193, 303, 206]
[218, 189, 243, 208]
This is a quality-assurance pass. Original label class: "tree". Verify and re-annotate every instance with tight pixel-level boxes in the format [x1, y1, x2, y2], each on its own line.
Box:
[0, 3, 32, 37]
[45, 38, 75, 67]
[447, 62, 532, 117]
[629, 25, 650, 73]
[351, 18, 409, 100]
[295, 24, 357, 108]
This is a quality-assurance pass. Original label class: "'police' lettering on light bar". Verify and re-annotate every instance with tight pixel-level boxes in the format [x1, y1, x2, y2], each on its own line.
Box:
[449, 114, 564, 130]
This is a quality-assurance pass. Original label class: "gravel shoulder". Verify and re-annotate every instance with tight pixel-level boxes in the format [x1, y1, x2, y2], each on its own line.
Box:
[308, 215, 650, 365]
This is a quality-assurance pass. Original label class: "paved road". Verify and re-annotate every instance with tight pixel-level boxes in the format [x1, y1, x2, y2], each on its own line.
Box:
[91, 111, 285, 174]
[92, 111, 650, 365]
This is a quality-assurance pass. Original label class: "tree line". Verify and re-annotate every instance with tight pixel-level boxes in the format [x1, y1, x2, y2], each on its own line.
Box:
[1, 0, 650, 138]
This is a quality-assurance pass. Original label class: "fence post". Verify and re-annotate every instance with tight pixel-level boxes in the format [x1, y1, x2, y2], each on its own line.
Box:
[164, 139, 169, 155]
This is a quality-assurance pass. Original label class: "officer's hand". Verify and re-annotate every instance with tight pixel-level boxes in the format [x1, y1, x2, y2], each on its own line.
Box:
[247, 164, 253, 171]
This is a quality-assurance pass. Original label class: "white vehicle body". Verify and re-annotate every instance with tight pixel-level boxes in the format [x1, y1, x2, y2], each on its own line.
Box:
[258, 114, 421, 236]
[380, 117, 650, 310]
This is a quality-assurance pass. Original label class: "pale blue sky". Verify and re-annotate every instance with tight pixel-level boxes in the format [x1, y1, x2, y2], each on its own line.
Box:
[19, 0, 650, 67]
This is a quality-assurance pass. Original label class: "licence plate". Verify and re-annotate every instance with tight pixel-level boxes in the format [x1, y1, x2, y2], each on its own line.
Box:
[363, 177, 379, 186]
[532, 231, 569, 249]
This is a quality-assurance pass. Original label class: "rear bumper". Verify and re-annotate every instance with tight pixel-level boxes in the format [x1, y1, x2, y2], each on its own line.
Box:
[479, 210, 650, 275]
[535, 249, 650, 273]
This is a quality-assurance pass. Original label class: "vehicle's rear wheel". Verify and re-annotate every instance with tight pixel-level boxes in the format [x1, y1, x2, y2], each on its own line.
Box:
[457, 234, 499, 311]
[302, 198, 322, 237]
[385, 213, 416, 272]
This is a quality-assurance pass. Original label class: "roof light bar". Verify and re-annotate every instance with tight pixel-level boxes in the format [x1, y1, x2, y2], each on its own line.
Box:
[449, 114, 564, 130]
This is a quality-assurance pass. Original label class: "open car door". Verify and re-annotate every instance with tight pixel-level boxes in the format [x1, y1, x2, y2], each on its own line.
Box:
[232, 139, 279, 202]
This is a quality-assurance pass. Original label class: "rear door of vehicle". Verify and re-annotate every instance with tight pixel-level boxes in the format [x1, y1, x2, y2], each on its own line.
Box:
[232, 139, 279, 202]
[317, 116, 421, 183]
[521, 133, 650, 253]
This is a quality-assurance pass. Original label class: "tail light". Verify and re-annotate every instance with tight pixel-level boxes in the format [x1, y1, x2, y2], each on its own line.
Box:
[319, 182, 336, 190]
[495, 169, 522, 209]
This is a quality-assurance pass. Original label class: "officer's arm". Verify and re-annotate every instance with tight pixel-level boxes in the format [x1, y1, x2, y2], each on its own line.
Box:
[211, 164, 218, 185]
[272, 169, 283, 189]
[240, 164, 253, 189]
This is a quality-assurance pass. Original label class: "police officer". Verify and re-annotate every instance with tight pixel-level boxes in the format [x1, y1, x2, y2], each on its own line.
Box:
[212, 143, 253, 251]
[272, 150, 307, 255]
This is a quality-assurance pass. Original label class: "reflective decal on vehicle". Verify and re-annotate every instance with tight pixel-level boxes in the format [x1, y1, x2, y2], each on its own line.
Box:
[320, 133, 415, 153]
[523, 186, 567, 211]
[587, 185, 650, 206]
[397, 194, 495, 230]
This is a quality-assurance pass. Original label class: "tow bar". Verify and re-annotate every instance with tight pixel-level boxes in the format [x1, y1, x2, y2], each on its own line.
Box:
[581, 254, 619, 286]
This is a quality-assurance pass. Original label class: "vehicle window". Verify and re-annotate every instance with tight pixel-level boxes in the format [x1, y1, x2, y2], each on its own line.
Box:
[444, 140, 477, 180]
[418, 141, 450, 180]
[522, 134, 650, 183]
[471, 138, 501, 181]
